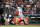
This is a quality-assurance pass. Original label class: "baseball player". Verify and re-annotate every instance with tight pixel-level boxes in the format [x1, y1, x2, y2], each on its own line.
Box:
[17, 7, 27, 25]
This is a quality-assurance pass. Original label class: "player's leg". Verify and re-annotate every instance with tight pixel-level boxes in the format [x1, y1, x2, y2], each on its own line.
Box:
[22, 20, 28, 25]
[9, 18, 16, 25]
[1, 15, 5, 25]
[18, 20, 22, 24]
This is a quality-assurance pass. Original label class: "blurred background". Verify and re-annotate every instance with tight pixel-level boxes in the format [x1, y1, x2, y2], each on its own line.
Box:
[0, 0, 40, 25]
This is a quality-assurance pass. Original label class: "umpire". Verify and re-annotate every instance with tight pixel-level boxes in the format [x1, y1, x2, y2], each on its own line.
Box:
[0, 6, 5, 25]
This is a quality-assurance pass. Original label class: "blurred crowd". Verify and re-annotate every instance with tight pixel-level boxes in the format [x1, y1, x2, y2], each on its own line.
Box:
[0, 0, 40, 25]
[0, 0, 40, 18]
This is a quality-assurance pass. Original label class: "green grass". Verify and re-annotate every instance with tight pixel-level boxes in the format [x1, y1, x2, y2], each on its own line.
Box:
[0, 26, 40, 27]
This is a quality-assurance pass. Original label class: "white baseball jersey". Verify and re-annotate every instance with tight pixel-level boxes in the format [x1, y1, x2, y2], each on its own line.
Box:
[17, 7, 24, 20]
